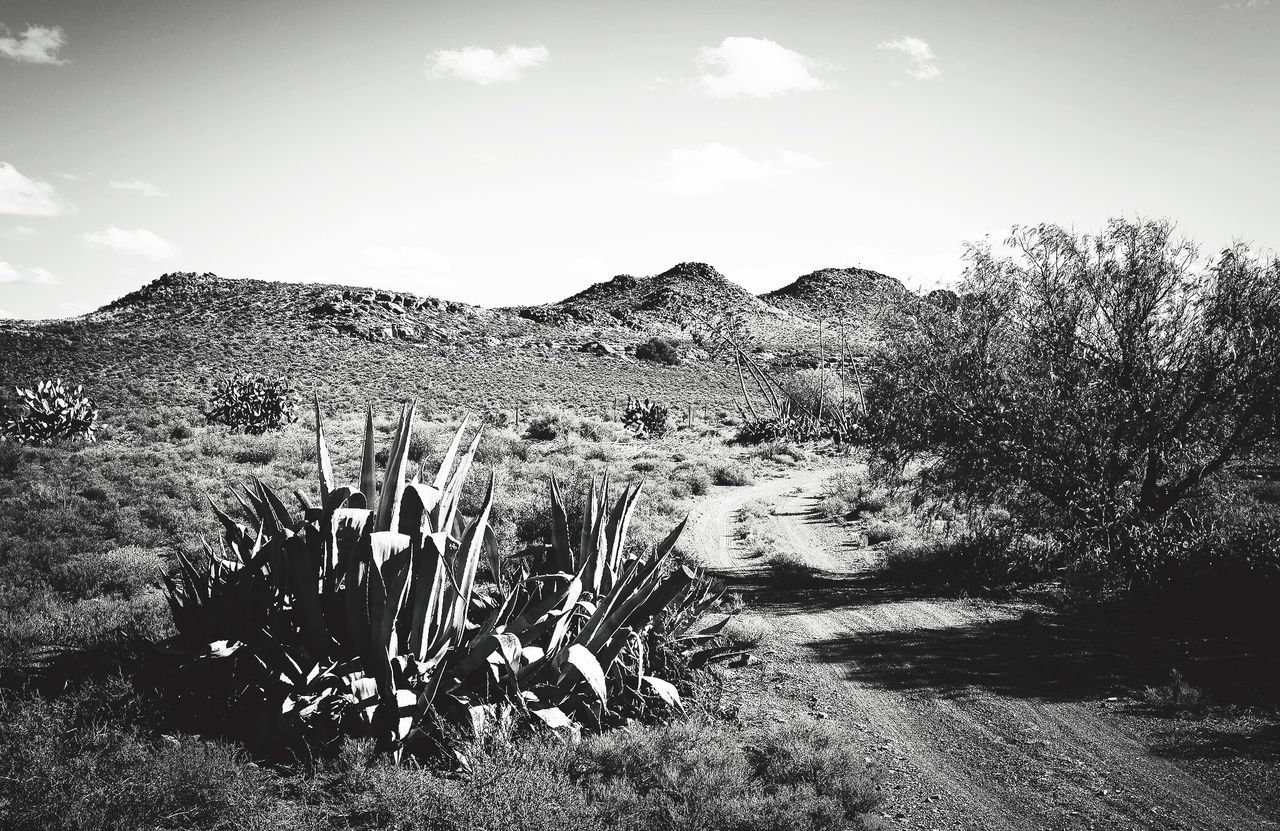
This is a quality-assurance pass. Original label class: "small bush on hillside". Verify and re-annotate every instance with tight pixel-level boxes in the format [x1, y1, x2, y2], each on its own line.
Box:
[524, 408, 610, 442]
[635, 336, 681, 365]
[2, 379, 98, 446]
[204, 374, 298, 434]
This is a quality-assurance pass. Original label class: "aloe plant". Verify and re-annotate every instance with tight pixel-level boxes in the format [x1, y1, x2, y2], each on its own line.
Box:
[164, 399, 730, 763]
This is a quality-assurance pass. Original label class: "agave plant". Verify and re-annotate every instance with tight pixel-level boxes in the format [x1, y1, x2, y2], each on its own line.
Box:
[163, 399, 730, 763]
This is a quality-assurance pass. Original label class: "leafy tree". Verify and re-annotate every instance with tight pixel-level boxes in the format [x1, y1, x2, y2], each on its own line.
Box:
[865, 219, 1280, 583]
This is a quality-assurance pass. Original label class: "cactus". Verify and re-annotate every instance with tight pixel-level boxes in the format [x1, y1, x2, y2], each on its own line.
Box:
[2, 379, 98, 446]
[205, 374, 298, 434]
[163, 399, 730, 763]
[621, 396, 671, 438]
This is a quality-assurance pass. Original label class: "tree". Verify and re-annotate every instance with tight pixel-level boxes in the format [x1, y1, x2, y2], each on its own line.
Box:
[865, 219, 1280, 582]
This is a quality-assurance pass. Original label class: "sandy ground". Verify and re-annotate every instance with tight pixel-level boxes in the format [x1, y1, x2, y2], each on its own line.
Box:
[686, 465, 1278, 831]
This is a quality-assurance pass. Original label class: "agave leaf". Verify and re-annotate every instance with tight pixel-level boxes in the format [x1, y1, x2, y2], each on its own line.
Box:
[284, 531, 331, 659]
[641, 675, 682, 709]
[406, 532, 447, 660]
[375, 400, 417, 533]
[431, 416, 472, 490]
[562, 643, 607, 705]
[255, 478, 295, 532]
[529, 705, 572, 730]
[438, 429, 482, 532]
[314, 396, 335, 504]
[547, 477, 575, 573]
[398, 483, 443, 538]
[359, 404, 376, 513]
[445, 475, 495, 645]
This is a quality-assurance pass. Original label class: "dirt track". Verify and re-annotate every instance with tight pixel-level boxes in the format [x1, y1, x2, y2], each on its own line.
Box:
[687, 466, 1277, 831]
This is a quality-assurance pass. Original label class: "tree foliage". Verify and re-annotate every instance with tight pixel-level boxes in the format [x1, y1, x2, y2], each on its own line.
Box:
[865, 219, 1280, 581]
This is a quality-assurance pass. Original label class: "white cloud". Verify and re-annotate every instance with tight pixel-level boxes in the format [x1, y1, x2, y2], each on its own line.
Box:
[82, 226, 178, 260]
[3, 225, 38, 240]
[109, 178, 166, 198]
[693, 37, 830, 98]
[359, 245, 453, 291]
[0, 162, 72, 216]
[646, 143, 823, 197]
[0, 24, 67, 65]
[879, 36, 941, 80]
[0, 261, 57, 284]
[425, 44, 549, 85]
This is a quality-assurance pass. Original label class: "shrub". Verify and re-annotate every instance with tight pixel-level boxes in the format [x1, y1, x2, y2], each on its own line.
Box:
[734, 416, 791, 446]
[524, 408, 611, 442]
[204, 374, 298, 434]
[620, 397, 670, 439]
[576, 718, 883, 831]
[634, 336, 681, 365]
[866, 219, 1280, 591]
[879, 532, 1059, 594]
[711, 464, 754, 486]
[864, 520, 907, 545]
[1143, 669, 1208, 719]
[2, 379, 98, 446]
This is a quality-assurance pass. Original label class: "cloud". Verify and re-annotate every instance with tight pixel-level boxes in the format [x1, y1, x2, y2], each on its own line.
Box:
[879, 36, 941, 80]
[109, 178, 166, 198]
[82, 226, 178, 260]
[425, 44, 549, 85]
[0, 24, 67, 65]
[0, 261, 57, 284]
[646, 143, 823, 197]
[359, 245, 453, 291]
[692, 37, 830, 98]
[0, 162, 72, 216]
[3, 225, 38, 240]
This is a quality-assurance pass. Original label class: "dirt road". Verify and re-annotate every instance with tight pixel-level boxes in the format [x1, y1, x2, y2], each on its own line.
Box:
[687, 465, 1276, 831]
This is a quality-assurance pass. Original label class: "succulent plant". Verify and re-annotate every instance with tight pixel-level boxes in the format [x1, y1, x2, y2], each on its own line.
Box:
[163, 399, 731, 764]
[204, 374, 298, 434]
[2, 379, 98, 446]
[621, 396, 671, 438]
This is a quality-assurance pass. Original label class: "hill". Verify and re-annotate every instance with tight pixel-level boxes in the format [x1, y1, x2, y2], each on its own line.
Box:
[761, 267, 907, 332]
[0, 263, 911, 416]
[512, 262, 809, 343]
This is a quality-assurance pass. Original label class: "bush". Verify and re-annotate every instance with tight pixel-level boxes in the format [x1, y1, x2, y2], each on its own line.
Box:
[879, 532, 1059, 594]
[576, 718, 883, 831]
[204, 374, 298, 434]
[524, 408, 610, 442]
[1143, 669, 1208, 719]
[635, 337, 681, 365]
[711, 464, 754, 486]
[866, 219, 1280, 592]
[2, 379, 98, 446]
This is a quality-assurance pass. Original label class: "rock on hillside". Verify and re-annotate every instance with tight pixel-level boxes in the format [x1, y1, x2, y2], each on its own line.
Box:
[761, 267, 907, 321]
[516, 262, 805, 341]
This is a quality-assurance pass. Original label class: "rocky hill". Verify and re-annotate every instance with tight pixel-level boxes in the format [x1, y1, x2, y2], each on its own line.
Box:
[513, 262, 808, 343]
[762, 267, 907, 321]
[0, 263, 911, 415]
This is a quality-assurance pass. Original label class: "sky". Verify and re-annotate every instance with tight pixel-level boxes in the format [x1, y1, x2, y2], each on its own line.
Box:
[1, 0, 1278, 319]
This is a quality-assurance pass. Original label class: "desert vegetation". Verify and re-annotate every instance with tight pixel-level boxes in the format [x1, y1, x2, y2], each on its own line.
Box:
[863, 219, 1280, 604]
